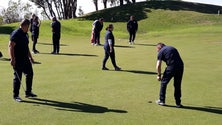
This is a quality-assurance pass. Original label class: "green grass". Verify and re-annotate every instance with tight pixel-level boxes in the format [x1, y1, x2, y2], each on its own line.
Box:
[0, 2, 222, 125]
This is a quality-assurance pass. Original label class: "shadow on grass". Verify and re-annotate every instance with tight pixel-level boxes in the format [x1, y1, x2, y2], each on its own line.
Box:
[115, 45, 135, 48]
[0, 26, 16, 34]
[23, 98, 128, 114]
[0, 57, 11, 61]
[122, 70, 157, 75]
[39, 52, 98, 57]
[165, 105, 222, 115]
[38, 42, 68, 46]
[135, 43, 156, 47]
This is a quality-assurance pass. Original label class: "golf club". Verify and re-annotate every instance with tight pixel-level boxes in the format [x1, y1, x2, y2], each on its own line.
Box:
[14, 70, 26, 92]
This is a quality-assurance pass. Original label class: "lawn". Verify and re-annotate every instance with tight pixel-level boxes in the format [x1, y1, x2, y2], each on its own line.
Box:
[0, 5, 222, 125]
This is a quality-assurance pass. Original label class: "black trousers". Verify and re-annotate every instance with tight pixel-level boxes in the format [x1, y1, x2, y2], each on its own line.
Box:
[13, 60, 33, 98]
[102, 48, 117, 68]
[32, 35, 38, 51]
[159, 67, 184, 105]
[52, 33, 60, 53]
[128, 30, 136, 42]
[93, 31, 100, 44]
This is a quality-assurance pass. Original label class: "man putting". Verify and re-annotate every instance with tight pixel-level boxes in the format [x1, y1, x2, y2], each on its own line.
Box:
[9, 19, 37, 102]
[155, 42, 184, 108]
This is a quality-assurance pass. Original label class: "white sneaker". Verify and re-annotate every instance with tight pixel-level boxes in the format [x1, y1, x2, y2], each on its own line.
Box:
[156, 100, 165, 106]
[14, 97, 23, 102]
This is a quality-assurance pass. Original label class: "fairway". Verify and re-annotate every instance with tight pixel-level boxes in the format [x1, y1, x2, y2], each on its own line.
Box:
[0, 6, 222, 125]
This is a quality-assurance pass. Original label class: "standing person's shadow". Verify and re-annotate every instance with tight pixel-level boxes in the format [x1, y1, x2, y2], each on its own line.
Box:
[165, 105, 222, 115]
[23, 98, 127, 114]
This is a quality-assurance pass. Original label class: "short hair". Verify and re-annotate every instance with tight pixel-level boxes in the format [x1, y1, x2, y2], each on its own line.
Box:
[106, 24, 113, 30]
[20, 19, 30, 26]
[52, 17, 57, 21]
[156, 42, 166, 47]
[99, 18, 104, 21]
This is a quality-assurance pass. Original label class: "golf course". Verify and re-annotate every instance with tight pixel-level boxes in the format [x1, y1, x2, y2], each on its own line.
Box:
[0, 1, 221, 125]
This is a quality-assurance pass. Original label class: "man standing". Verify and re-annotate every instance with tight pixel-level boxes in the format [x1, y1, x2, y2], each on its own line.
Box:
[93, 18, 104, 46]
[155, 43, 184, 108]
[51, 17, 61, 54]
[9, 19, 37, 102]
[127, 15, 138, 45]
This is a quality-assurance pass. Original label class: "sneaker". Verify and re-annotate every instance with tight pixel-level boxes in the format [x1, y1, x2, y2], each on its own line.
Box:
[14, 97, 23, 102]
[156, 100, 165, 106]
[25, 92, 37, 98]
[115, 66, 121, 71]
[102, 67, 109, 70]
[176, 104, 183, 108]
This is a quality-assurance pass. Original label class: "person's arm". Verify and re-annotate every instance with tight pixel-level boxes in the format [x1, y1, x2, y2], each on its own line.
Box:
[156, 60, 162, 81]
[8, 41, 16, 67]
[38, 19, 41, 27]
[28, 48, 34, 63]
[108, 39, 113, 53]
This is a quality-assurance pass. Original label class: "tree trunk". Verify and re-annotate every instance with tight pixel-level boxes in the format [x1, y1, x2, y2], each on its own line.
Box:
[120, 0, 124, 6]
[103, 0, 107, 9]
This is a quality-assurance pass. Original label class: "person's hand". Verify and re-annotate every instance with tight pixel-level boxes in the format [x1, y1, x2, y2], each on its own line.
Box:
[157, 75, 161, 81]
[29, 58, 34, 64]
[10, 58, 15, 67]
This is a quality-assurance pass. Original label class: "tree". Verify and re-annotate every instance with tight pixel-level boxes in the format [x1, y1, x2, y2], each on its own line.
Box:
[29, 0, 77, 19]
[93, 0, 99, 11]
[2, 0, 32, 23]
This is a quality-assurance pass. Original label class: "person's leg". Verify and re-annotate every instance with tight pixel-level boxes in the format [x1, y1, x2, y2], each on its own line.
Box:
[129, 31, 132, 43]
[23, 61, 34, 94]
[52, 34, 56, 53]
[13, 67, 22, 98]
[174, 68, 184, 105]
[94, 32, 99, 45]
[56, 35, 60, 54]
[33, 37, 38, 52]
[110, 50, 120, 70]
[98, 33, 101, 45]
[159, 69, 173, 103]
[132, 31, 136, 43]
[102, 49, 109, 69]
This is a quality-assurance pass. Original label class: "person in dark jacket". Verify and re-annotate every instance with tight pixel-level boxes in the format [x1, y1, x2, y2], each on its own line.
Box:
[127, 16, 138, 45]
[9, 19, 37, 102]
[155, 42, 184, 108]
[51, 17, 61, 54]
[31, 16, 40, 54]
[102, 24, 121, 71]
[93, 18, 104, 45]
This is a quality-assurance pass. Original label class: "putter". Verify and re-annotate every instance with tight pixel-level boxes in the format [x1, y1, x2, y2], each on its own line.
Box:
[14, 70, 26, 92]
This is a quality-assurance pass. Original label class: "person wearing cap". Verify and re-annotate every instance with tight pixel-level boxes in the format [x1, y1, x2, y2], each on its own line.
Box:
[127, 15, 138, 45]
[51, 17, 61, 54]
[93, 18, 104, 45]
[102, 24, 121, 71]
[9, 19, 37, 102]
[155, 42, 184, 108]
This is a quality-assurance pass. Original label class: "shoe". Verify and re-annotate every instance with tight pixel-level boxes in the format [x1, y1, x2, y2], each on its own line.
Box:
[51, 51, 56, 54]
[25, 92, 37, 98]
[176, 104, 183, 108]
[115, 66, 121, 71]
[129, 42, 132, 45]
[35, 50, 40, 53]
[156, 100, 165, 106]
[14, 97, 23, 102]
[32, 50, 37, 54]
[102, 67, 109, 70]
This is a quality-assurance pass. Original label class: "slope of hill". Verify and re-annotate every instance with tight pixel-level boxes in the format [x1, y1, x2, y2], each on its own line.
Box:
[81, 1, 222, 22]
